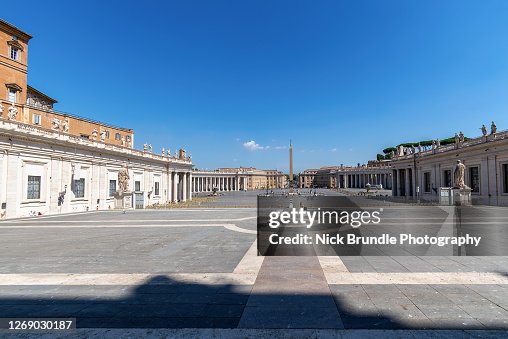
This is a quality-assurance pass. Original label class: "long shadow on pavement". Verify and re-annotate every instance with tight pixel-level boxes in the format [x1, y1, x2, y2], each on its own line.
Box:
[0, 276, 504, 330]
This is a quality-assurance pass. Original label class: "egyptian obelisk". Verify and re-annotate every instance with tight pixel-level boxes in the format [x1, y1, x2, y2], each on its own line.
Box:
[289, 140, 293, 193]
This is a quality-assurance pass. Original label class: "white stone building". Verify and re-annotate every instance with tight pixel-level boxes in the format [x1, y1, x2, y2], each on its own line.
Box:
[299, 164, 392, 190]
[191, 171, 248, 193]
[390, 128, 508, 206]
[0, 119, 193, 219]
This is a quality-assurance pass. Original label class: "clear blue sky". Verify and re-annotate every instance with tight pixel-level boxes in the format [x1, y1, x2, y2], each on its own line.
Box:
[5, 0, 508, 172]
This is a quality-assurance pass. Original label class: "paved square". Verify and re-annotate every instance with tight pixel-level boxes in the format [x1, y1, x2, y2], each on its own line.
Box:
[0, 190, 507, 334]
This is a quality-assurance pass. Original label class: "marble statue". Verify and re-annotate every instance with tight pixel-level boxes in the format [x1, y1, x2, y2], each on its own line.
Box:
[91, 128, 98, 140]
[7, 104, 18, 121]
[162, 147, 165, 156]
[454, 133, 459, 144]
[62, 119, 69, 133]
[432, 140, 436, 149]
[51, 118, 61, 130]
[458, 131, 464, 143]
[398, 145, 404, 156]
[166, 149, 171, 157]
[148, 144, 152, 153]
[481, 124, 487, 136]
[121, 136, 126, 146]
[436, 139, 441, 147]
[127, 140, 132, 148]
[100, 129, 106, 141]
[418, 143, 422, 153]
[143, 144, 147, 152]
[491, 121, 497, 135]
[118, 166, 130, 193]
[453, 160, 468, 189]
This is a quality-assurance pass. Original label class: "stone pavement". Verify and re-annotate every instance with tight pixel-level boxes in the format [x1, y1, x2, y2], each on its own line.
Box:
[0, 190, 507, 336]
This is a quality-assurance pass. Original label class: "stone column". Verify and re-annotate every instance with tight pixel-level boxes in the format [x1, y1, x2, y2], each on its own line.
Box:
[173, 172, 178, 202]
[396, 170, 401, 197]
[188, 173, 192, 201]
[168, 172, 173, 202]
[405, 169, 411, 197]
[182, 173, 187, 202]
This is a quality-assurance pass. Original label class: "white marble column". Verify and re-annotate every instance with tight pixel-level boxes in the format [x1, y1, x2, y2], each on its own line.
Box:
[182, 173, 187, 201]
[172, 172, 178, 202]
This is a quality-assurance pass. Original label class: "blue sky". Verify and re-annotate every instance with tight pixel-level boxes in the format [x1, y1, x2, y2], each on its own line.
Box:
[5, 0, 508, 172]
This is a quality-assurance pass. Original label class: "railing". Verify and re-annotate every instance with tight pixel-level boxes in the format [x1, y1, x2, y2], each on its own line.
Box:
[336, 166, 392, 172]
[0, 118, 192, 164]
[392, 129, 508, 161]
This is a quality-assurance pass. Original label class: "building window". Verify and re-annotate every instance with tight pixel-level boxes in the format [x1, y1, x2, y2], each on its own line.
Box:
[469, 166, 480, 193]
[8, 88, 16, 103]
[72, 178, 85, 198]
[27, 175, 41, 199]
[33, 114, 41, 125]
[10, 47, 19, 60]
[443, 170, 452, 188]
[109, 180, 116, 196]
[115, 133, 121, 140]
[154, 182, 160, 196]
[135, 181, 141, 192]
[423, 172, 431, 193]
[503, 164, 508, 194]
[105, 130, 110, 138]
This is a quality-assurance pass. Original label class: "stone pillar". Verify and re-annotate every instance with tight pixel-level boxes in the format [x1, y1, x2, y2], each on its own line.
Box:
[188, 173, 192, 201]
[395, 170, 401, 197]
[182, 173, 187, 201]
[166, 171, 173, 203]
[405, 169, 411, 197]
[173, 172, 178, 202]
